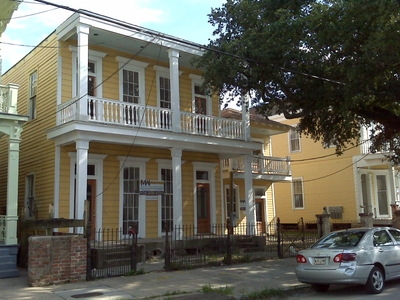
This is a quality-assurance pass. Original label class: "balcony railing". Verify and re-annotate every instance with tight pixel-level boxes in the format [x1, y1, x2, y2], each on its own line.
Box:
[361, 139, 390, 155]
[57, 96, 245, 140]
[224, 155, 291, 177]
[0, 84, 19, 114]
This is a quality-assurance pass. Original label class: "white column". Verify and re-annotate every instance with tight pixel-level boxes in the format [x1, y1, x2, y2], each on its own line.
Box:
[244, 154, 256, 234]
[75, 140, 89, 225]
[5, 124, 23, 245]
[242, 94, 251, 142]
[171, 148, 183, 239]
[77, 23, 89, 120]
[168, 49, 181, 132]
[388, 165, 396, 207]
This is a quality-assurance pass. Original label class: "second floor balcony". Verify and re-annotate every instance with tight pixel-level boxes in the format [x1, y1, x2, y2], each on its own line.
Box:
[223, 155, 292, 181]
[57, 96, 246, 140]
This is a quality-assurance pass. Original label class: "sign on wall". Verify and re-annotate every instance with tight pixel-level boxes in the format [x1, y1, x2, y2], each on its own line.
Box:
[139, 180, 165, 195]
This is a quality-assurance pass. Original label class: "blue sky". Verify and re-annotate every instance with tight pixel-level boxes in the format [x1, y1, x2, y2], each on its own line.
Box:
[1, 0, 226, 72]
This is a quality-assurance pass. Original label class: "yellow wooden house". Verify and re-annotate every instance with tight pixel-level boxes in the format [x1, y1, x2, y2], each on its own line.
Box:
[270, 115, 400, 226]
[1, 11, 291, 242]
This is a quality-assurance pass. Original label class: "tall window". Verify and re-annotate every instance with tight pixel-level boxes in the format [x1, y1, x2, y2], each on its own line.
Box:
[161, 168, 173, 232]
[122, 167, 140, 234]
[194, 84, 207, 115]
[25, 174, 35, 219]
[376, 175, 389, 216]
[289, 128, 301, 152]
[159, 76, 171, 109]
[123, 69, 140, 104]
[292, 178, 304, 209]
[29, 71, 37, 120]
[225, 186, 238, 217]
[88, 61, 96, 96]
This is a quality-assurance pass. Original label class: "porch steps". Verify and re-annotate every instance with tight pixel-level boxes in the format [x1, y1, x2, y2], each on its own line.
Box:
[0, 246, 19, 278]
[233, 236, 265, 254]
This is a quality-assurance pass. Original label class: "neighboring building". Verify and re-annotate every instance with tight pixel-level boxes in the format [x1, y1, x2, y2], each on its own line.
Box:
[0, 10, 291, 250]
[0, 0, 28, 278]
[270, 115, 400, 226]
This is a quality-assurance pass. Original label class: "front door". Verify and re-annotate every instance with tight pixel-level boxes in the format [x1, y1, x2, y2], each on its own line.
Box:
[87, 179, 96, 239]
[197, 183, 210, 234]
[256, 198, 265, 234]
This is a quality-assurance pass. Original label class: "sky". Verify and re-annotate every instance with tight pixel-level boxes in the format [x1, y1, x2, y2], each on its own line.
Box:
[1, 0, 226, 73]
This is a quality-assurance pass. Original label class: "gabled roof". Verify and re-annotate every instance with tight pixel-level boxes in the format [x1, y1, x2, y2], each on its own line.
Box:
[221, 108, 293, 136]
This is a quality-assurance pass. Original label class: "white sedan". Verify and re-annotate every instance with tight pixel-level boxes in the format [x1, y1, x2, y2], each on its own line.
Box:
[295, 227, 400, 294]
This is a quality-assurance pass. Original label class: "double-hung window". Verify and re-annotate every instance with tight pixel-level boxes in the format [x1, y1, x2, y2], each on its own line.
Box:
[29, 71, 37, 120]
[289, 128, 301, 152]
[292, 178, 304, 209]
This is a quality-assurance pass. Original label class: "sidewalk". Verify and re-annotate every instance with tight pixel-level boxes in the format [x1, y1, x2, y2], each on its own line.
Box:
[0, 258, 307, 299]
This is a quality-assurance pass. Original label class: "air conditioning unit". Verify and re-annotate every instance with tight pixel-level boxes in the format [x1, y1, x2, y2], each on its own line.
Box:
[327, 206, 343, 219]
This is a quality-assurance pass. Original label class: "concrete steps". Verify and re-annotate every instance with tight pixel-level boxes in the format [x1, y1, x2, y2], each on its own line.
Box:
[0, 245, 19, 278]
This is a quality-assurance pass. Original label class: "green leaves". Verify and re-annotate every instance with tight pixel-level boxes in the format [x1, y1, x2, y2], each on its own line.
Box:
[198, 0, 400, 162]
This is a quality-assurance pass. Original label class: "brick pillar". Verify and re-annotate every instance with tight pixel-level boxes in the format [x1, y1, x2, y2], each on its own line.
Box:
[28, 235, 87, 287]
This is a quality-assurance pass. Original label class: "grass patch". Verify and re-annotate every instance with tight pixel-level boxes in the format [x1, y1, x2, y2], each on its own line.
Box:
[240, 288, 287, 299]
[202, 284, 234, 295]
[127, 268, 145, 276]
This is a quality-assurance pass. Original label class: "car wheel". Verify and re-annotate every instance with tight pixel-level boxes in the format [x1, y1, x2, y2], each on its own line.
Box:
[366, 266, 384, 294]
[311, 284, 329, 292]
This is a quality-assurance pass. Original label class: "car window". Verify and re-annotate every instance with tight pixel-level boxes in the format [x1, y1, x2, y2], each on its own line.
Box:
[312, 231, 366, 249]
[388, 229, 400, 244]
[373, 230, 394, 246]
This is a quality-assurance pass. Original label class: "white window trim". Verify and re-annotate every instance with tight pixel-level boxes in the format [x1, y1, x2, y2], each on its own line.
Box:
[69, 46, 106, 98]
[116, 56, 149, 105]
[291, 177, 305, 210]
[224, 184, 239, 218]
[118, 156, 150, 238]
[68, 152, 107, 232]
[154, 65, 171, 108]
[289, 127, 301, 153]
[192, 162, 217, 233]
[189, 74, 211, 115]
[157, 159, 172, 236]
[374, 171, 392, 218]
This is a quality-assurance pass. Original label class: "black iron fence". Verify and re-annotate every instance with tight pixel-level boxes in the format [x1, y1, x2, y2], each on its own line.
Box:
[164, 220, 319, 270]
[87, 228, 138, 280]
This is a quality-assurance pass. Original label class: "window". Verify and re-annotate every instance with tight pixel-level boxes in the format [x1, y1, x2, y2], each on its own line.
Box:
[88, 61, 96, 96]
[159, 76, 171, 109]
[194, 84, 207, 115]
[376, 175, 389, 216]
[225, 185, 238, 217]
[25, 174, 35, 219]
[161, 168, 173, 232]
[29, 71, 37, 120]
[289, 128, 300, 152]
[292, 178, 304, 209]
[122, 167, 140, 235]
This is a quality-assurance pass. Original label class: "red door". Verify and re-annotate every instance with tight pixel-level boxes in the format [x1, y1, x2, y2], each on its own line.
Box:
[197, 183, 210, 234]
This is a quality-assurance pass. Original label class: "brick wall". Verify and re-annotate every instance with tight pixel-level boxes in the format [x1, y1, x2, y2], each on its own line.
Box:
[28, 235, 87, 287]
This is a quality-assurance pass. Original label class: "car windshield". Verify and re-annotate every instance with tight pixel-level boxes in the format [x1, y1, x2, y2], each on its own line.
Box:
[311, 230, 367, 249]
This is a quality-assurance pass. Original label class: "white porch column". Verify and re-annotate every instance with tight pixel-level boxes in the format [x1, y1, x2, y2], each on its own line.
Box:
[171, 148, 183, 239]
[168, 49, 181, 132]
[77, 23, 89, 120]
[5, 126, 23, 245]
[242, 94, 251, 142]
[244, 154, 256, 234]
[75, 140, 89, 225]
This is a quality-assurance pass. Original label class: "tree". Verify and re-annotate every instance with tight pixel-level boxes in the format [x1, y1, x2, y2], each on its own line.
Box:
[197, 0, 400, 162]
